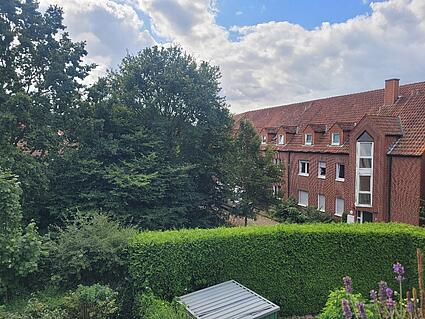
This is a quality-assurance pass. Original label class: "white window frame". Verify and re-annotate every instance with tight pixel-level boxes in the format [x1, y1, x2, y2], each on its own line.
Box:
[299, 160, 309, 176]
[298, 190, 309, 207]
[278, 134, 285, 145]
[317, 194, 325, 212]
[261, 135, 267, 144]
[305, 133, 313, 145]
[336, 163, 345, 181]
[318, 161, 326, 179]
[335, 197, 344, 217]
[355, 141, 373, 207]
[331, 133, 341, 146]
[357, 211, 373, 223]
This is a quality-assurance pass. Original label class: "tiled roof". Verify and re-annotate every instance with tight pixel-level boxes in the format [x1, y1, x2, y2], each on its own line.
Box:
[235, 81, 425, 156]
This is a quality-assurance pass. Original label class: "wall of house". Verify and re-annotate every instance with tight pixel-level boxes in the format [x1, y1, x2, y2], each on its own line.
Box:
[285, 152, 349, 216]
[390, 156, 422, 225]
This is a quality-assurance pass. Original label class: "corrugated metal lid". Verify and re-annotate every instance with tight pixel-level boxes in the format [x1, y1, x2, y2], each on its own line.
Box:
[178, 280, 280, 319]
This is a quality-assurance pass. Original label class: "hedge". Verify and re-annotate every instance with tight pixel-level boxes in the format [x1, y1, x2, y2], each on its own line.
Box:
[128, 223, 425, 315]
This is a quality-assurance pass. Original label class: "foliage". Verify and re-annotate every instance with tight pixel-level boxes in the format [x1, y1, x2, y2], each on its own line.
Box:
[0, 170, 44, 301]
[63, 284, 118, 319]
[318, 287, 376, 319]
[137, 294, 189, 319]
[45, 212, 137, 288]
[227, 119, 283, 223]
[0, 0, 93, 224]
[0, 284, 117, 319]
[322, 262, 424, 319]
[47, 46, 233, 229]
[128, 223, 425, 316]
[269, 198, 334, 223]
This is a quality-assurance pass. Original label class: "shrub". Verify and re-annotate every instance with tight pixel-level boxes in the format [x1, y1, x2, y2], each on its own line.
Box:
[63, 284, 118, 319]
[269, 198, 333, 223]
[137, 294, 189, 319]
[46, 212, 137, 288]
[0, 297, 68, 319]
[0, 169, 45, 301]
[318, 287, 377, 319]
[128, 223, 425, 315]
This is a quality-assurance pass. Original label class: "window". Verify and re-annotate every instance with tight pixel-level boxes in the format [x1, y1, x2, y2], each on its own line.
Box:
[278, 134, 285, 145]
[261, 135, 267, 144]
[299, 160, 309, 176]
[356, 138, 373, 206]
[305, 133, 313, 145]
[357, 211, 373, 223]
[318, 161, 326, 179]
[336, 163, 345, 181]
[317, 194, 325, 212]
[335, 198, 344, 216]
[273, 158, 282, 165]
[298, 190, 309, 207]
[331, 133, 341, 146]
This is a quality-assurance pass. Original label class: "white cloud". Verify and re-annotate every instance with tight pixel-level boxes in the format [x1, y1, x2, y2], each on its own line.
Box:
[235, 10, 243, 16]
[39, 0, 425, 113]
[128, 0, 425, 112]
[39, 0, 156, 82]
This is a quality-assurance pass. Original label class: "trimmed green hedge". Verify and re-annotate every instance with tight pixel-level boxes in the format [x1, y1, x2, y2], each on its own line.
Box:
[128, 223, 425, 315]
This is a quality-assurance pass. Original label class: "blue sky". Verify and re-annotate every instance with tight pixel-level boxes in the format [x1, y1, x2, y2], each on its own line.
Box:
[39, 0, 425, 113]
[216, 0, 381, 30]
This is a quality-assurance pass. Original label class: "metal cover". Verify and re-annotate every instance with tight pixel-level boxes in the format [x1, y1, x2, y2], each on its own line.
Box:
[178, 280, 280, 319]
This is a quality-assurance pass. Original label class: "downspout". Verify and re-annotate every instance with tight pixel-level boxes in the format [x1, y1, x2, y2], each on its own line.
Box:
[387, 155, 393, 222]
[287, 151, 291, 199]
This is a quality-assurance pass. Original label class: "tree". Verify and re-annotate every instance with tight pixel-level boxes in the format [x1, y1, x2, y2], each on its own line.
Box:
[228, 119, 283, 225]
[0, 0, 93, 223]
[0, 169, 44, 301]
[48, 46, 233, 229]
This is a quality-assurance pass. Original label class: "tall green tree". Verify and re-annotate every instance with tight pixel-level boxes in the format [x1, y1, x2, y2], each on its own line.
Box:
[0, 169, 44, 301]
[228, 119, 283, 225]
[48, 46, 233, 229]
[0, 0, 93, 223]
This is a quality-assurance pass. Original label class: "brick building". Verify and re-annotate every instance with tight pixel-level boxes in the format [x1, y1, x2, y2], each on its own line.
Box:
[234, 79, 425, 225]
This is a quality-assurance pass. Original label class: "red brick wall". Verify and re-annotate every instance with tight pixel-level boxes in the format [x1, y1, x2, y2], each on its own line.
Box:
[282, 151, 349, 216]
[390, 156, 421, 225]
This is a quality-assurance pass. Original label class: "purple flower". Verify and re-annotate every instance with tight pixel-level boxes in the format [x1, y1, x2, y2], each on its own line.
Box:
[386, 287, 393, 299]
[343, 276, 353, 293]
[342, 299, 353, 319]
[356, 302, 368, 319]
[386, 298, 396, 311]
[378, 281, 388, 302]
[407, 291, 414, 314]
[393, 262, 405, 283]
[370, 290, 377, 302]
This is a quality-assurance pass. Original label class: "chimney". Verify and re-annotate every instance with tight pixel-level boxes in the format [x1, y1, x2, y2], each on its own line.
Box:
[384, 78, 400, 105]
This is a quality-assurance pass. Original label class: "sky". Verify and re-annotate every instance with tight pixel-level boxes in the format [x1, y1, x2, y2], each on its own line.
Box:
[38, 0, 425, 113]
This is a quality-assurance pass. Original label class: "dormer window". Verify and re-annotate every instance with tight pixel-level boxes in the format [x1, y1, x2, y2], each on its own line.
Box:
[305, 133, 313, 145]
[331, 133, 341, 146]
[278, 134, 285, 145]
[261, 135, 267, 144]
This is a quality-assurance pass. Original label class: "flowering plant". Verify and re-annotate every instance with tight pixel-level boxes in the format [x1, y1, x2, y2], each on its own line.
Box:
[319, 253, 425, 319]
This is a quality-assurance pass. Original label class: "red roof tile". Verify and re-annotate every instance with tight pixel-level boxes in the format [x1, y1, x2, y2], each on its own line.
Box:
[235, 81, 425, 156]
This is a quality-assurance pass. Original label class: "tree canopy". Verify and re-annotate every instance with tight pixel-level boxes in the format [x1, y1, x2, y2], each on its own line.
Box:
[47, 46, 233, 229]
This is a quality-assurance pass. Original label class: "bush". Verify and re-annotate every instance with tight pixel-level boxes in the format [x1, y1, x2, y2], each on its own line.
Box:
[46, 212, 137, 288]
[128, 223, 425, 315]
[0, 284, 117, 319]
[0, 169, 45, 301]
[269, 198, 334, 223]
[63, 284, 118, 319]
[137, 294, 189, 319]
[317, 287, 377, 319]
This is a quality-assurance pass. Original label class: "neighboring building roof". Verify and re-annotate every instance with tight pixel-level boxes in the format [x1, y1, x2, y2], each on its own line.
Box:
[306, 123, 327, 133]
[234, 81, 425, 156]
[178, 280, 280, 319]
